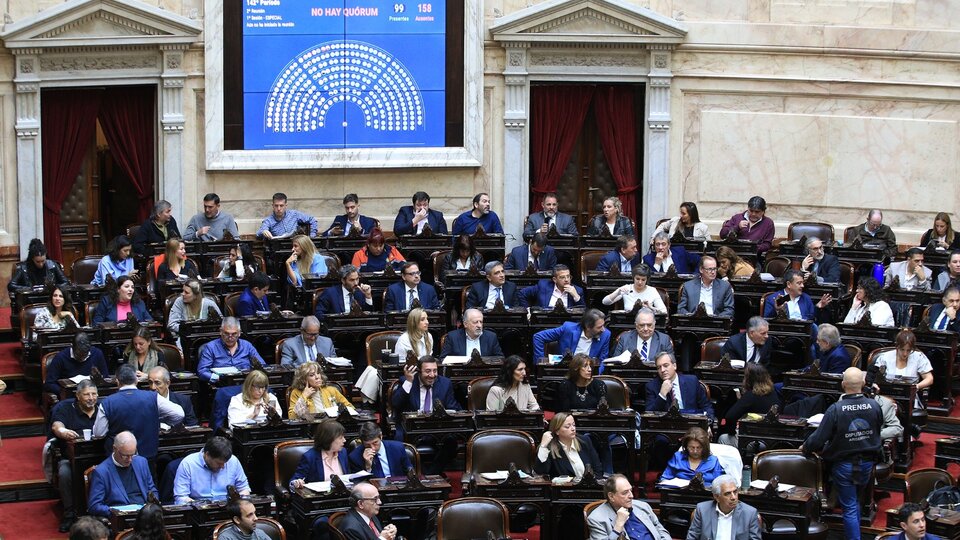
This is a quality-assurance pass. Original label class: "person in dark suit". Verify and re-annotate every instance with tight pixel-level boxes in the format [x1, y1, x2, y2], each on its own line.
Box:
[348, 422, 413, 478]
[391, 355, 460, 473]
[91, 275, 153, 325]
[338, 483, 398, 540]
[87, 431, 158, 517]
[280, 316, 337, 368]
[801, 236, 841, 284]
[519, 264, 584, 309]
[465, 261, 520, 309]
[596, 235, 641, 273]
[928, 285, 960, 333]
[677, 256, 735, 317]
[393, 191, 448, 236]
[504, 232, 558, 271]
[383, 262, 440, 311]
[439, 308, 503, 358]
[852, 209, 898, 258]
[721, 316, 772, 367]
[642, 232, 700, 274]
[612, 308, 673, 361]
[236, 271, 272, 317]
[290, 420, 350, 489]
[315, 264, 374, 317]
[323, 193, 377, 236]
[762, 269, 831, 320]
[687, 474, 762, 540]
[894, 502, 944, 540]
[534, 412, 602, 478]
[132, 200, 181, 255]
[533, 309, 610, 361]
[812, 324, 853, 374]
[524, 192, 579, 240]
[644, 352, 714, 417]
[44, 332, 110, 394]
[147, 366, 198, 427]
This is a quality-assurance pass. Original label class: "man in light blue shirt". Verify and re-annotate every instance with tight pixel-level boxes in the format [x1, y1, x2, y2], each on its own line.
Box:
[174, 436, 250, 504]
[196, 317, 264, 383]
[257, 192, 318, 239]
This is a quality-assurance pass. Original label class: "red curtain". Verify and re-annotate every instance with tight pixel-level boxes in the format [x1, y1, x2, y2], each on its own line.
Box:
[41, 89, 102, 261]
[530, 85, 595, 212]
[98, 86, 156, 223]
[594, 85, 639, 220]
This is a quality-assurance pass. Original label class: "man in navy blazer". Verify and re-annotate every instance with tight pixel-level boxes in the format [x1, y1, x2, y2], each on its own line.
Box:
[721, 317, 772, 368]
[323, 193, 377, 236]
[643, 232, 700, 274]
[348, 422, 413, 478]
[801, 237, 841, 284]
[147, 367, 198, 427]
[763, 270, 830, 320]
[465, 261, 520, 309]
[812, 324, 852, 374]
[393, 191, 448, 236]
[384, 262, 440, 311]
[928, 285, 960, 333]
[644, 352, 714, 417]
[504, 232, 558, 271]
[391, 356, 460, 473]
[439, 309, 503, 358]
[533, 309, 610, 361]
[596, 235, 641, 273]
[236, 272, 272, 317]
[523, 192, 579, 240]
[87, 431, 158, 517]
[520, 264, 584, 309]
[677, 256, 735, 317]
[315, 264, 374, 317]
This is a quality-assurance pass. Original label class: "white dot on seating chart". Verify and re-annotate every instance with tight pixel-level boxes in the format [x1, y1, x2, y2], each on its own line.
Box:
[342, 121, 348, 127]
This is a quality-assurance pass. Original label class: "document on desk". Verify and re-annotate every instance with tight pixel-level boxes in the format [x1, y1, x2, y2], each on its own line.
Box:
[111, 504, 145, 512]
[750, 479, 796, 491]
[69, 375, 91, 383]
[807, 413, 824, 426]
[211, 366, 241, 375]
[323, 406, 359, 417]
[656, 478, 690, 488]
[325, 357, 353, 367]
[442, 356, 470, 366]
[602, 351, 632, 364]
[480, 470, 530, 481]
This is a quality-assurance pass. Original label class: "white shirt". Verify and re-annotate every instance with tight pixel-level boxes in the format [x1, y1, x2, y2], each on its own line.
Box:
[465, 334, 482, 356]
[341, 286, 354, 314]
[485, 285, 505, 308]
[699, 280, 715, 315]
[843, 301, 895, 327]
[617, 287, 667, 314]
[415, 219, 427, 234]
[785, 295, 802, 320]
[715, 505, 734, 540]
[455, 259, 471, 271]
[606, 222, 616, 236]
[549, 287, 567, 308]
[575, 331, 593, 355]
[654, 254, 674, 273]
[746, 338, 757, 363]
[405, 286, 419, 310]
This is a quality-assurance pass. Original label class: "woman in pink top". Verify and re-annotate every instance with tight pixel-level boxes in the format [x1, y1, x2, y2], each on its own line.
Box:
[91, 275, 153, 325]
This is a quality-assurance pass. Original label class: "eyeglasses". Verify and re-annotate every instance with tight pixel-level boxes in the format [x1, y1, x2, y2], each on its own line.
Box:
[359, 496, 382, 502]
[403, 271, 422, 276]
[303, 331, 321, 337]
[116, 450, 138, 459]
[221, 331, 240, 338]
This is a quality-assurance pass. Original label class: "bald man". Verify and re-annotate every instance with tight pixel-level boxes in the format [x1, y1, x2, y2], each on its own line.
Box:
[339, 483, 398, 540]
[86, 431, 158, 517]
[801, 367, 883, 540]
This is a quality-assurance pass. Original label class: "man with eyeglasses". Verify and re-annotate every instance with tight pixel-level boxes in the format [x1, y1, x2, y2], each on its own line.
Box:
[801, 236, 840, 284]
[384, 261, 440, 311]
[340, 482, 398, 540]
[677, 256, 735, 317]
[50, 380, 100, 531]
[183, 193, 239, 242]
[280, 316, 337, 368]
[197, 317, 265, 383]
[87, 431, 158, 517]
[612, 308, 673, 360]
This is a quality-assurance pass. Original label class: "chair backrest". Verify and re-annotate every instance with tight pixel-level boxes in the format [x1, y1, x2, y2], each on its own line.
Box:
[83, 464, 96, 512]
[403, 442, 422, 476]
[223, 292, 243, 317]
[595, 375, 630, 409]
[842, 344, 862, 369]
[460, 286, 470, 311]
[465, 429, 536, 475]
[365, 330, 402, 366]
[328, 511, 348, 540]
[274, 337, 287, 365]
[904, 467, 955, 504]
[71, 255, 102, 283]
[763, 256, 792, 278]
[583, 500, 606, 538]
[467, 376, 496, 411]
[273, 439, 314, 501]
[753, 450, 823, 494]
[156, 343, 184, 372]
[866, 346, 895, 370]
[839, 261, 855, 293]
[41, 351, 57, 390]
[843, 226, 858, 245]
[437, 497, 510, 540]
[787, 222, 835, 245]
[85, 303, 98, 326]
[579, 250, 608, 284]
[115, 528, 134, 539]
[432, 249, 451, 285]
[655, 286, 670, 314]
[319, 251, 341, 276]
[759, 291, 777, 316]
[701, 336, 728, 362]
[211, 385, 244, 429]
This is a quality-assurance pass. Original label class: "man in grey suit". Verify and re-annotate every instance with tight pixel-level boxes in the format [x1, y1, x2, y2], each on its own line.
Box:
[280, 316, 336, 368]
[523, 192, 579, 240]
[588, 474, 671, 540]
[677, 256, 735, 317]
[612, 308, 673, 360]
[687, 474, 761, 540]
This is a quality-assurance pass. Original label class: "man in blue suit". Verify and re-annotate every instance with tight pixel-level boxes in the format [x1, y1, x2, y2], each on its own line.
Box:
[315, 264, 374, 317]
[349, 422, 413, 478]
[533, 308, 610, 361]
[384, 262, 440, 311]
[676, 256, 735, 317]
[721, 316, 773, 368]
[439, 309, 503, 358]
[644, 352, 713, 417]
[465, 261, 520, 309]
[323, 193, 377, 236]
[391, 356, 460, 474]
[927, 285, 960, 333]
[523, 192, 579, 240]
[504, 232, 558, 271]
[642, 232, 700, 274]
[393, 191, 448, 236]
[763, 270, 830, 320]
[801, 237, 841, 284]
[236, 272, 272, 317]
[596, 235, 641, 273]
[812, 324, 852, 374]
[87, 431, 158, 517]
[519, 264, 584, 309]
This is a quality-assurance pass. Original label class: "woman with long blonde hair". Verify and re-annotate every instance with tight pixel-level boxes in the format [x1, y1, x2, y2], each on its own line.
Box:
[394, 308, 433, 360]
[285, 234, 328, 286]
[288, 361, 354, 419]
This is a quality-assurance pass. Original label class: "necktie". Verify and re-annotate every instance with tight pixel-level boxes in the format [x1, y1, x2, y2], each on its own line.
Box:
[640, 340, 648, 361]
[495, 287, 502, 301]
[408, 289, 415, 310]
[533, 256, 539, 271]
[308, 347, 316, 362]
[423, 386, 433, 413]
[750, 347, 758, 363]
[368, 519, 379, 535]
[666, 387, 675, 405]
[938, 314, 949, 330]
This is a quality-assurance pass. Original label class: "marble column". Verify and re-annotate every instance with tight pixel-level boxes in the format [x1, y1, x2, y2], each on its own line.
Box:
[501, 44, 530, 250]
[160, 46, 187, 225]
[14, 53, 42, 259]
[642, 45, 674, 243]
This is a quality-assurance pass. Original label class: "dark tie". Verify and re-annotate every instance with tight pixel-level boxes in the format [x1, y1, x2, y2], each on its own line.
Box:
[308, 347, 316, 362]
[666, 387, 675, 405]
[423, 386, 432, 413]
[812, 261, 820, 274]
[640, 340, 648, 361]
[750, 347, 758, 363]
[495, 287, 502, 301]
[533, 256, 539, 271]
[408, 289, 415, 310]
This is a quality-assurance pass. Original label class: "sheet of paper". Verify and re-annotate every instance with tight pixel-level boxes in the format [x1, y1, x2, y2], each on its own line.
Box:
[602, 351, 632, 364]
[750, 479, 796, 491]
[304, 481, 331, 492]
[111, 504, 144, 512]
[729, 359, 746, 369]
[69, 375, 90, 383]
[342, 471, 373, 482]
[657, 478, 690, 488]
[211, 366, 241, 375]
[442, 356, 470, 365]
[807, 413, 824, 426]
[325, 357, 353, 367]
[480, 470, 530, 481]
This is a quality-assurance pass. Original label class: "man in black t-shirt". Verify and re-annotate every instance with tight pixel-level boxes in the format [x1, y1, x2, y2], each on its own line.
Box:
[49, 380, 99, 532]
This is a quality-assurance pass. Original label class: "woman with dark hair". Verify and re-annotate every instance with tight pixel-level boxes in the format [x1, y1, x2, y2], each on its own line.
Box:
[718, 364, 782, 447]
[601, 264, 667, 313]
[228, 370, 281, 425]
[217, 243, 259, 279]
[873, 329, 934, 403]
[715, 246, 755, 280]
[440, 233, 484, 280]
[7, 238, 68, 295]
[843, 276, 894, 327]
[289, 419, 349, 489]
[534, 412, 602, 478]
[660, 427, 725, 487]
[123, 326, 165, 377]
[288, 361, 354, 419]
[652, 202, 709, 241]
[285, 234, 328, 286]
[920, 212, 960, 250]
[556, 354, 606, 412]
[129, 502, 170, 540]
[157, 238, 199, 281]
[351, 228, 405, 272]
[587, 196, 634, 237]
[33, 284, 78, 332]
[91, 275, 153, 325]
[167, 279, 222, 340]
[92, 235, 138, 285]
[486, 355, 539, 411]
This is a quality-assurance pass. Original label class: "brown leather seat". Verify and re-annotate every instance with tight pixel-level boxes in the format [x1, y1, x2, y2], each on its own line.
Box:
[787, 222, 835, 245]
[595, 375, 629, 409]
[22, 303, 73, 342]
[753, 450, 828, 539]
[40, 351, 59, 418]
[764, 256, 792, 278]
[365, 330, 402, 366]
[579, 250, 608, 285]
[432, 249, 451, 289]
[583, 500, 606, 537]
[320, 251, 341, 276]
[213, 517, 286, 540]
[839, 261, 855, 294]
[843, 226, 858, 245]
[759, 291, 778, 316]
[273, 439, 313, 505]
[701, 337, 728, 362]
[465, 429, 536, 480]
[842, 344, 862, 368]
[156, 343, 185, 372]
[467, 376, 496, 411]
[115, 529, 134, 539]
[85, 302, 98, 327]
[223, 292, 242, 317]
[904, 467, 954, 504]
[71, 255, 103, 284]
[437, 497, 510, 540]
[328, 511, 348, 540]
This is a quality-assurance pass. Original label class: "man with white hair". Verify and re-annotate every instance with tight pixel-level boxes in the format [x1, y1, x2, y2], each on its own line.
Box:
[280, 316, 336, 367]
[87, 431, 158, 517]
[686, 474, 761, 540]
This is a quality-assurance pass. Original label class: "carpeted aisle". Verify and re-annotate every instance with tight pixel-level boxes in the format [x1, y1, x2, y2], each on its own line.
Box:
[0, 436, 47, 484]
[0, 499, 64, 539]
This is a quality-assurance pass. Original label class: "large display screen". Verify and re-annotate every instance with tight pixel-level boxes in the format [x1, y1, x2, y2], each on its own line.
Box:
[241, 1, 446, 150]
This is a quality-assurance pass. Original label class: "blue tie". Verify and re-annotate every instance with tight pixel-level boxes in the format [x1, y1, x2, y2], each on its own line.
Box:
[640, 340, 648, 361]
[495, 287, 502, 301]
[938, 314, 949, 330]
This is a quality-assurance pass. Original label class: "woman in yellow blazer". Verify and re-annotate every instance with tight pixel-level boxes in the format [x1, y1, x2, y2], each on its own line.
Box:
[288, 361, 354, 419]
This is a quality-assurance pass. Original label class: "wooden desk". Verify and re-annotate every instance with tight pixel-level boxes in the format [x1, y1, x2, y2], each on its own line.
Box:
[109, 503, 192, 539]
[877, 378, 917, 471]
[669, 313, 732, 372]
[466, 474, 553, 539]
[504, 270, 554, 290]
[607, 309, 668, 335]
[442, 356, 504, 408]
[549, 474, 607, 539]
[533, 356, 600, 413]
[401, 408, 475, 446]
[528, 306, 584, 333]
[473, 408, 545, 438]
[934, 437, 960, 471]
[693, 360, 744, 402]
[290, 480, 352, 536]
[766, 318, 815, 374]
[480, 308, 529, 358]
[572, 406, 637, 479]
[396, 233, 454, 286]
[638, 410, 710, 493]
[737, 415, 815, 465]
[912, 325, 958, 413]
[191, 494, 274, 540]
[599, 356, 659, 410]
[706, 239, 759, 258]
[240, 315, 303, 361]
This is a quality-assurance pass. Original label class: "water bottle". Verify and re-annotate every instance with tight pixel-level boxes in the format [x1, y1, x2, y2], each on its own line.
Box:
[741, 466, 751, 489]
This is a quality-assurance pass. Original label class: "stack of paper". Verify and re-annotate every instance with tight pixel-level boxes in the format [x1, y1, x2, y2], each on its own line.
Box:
[750, 479, 795, 491]
[807, 413, 824, 426]
[211, 366, 241, 375]
[69, 375, 90, 383]
[602, 351, 633, 364]
[325, 357, 353, 367]
[656, 478, 691, 488]
[480, 470, 530, 481]
[442, 356, 470, 366]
